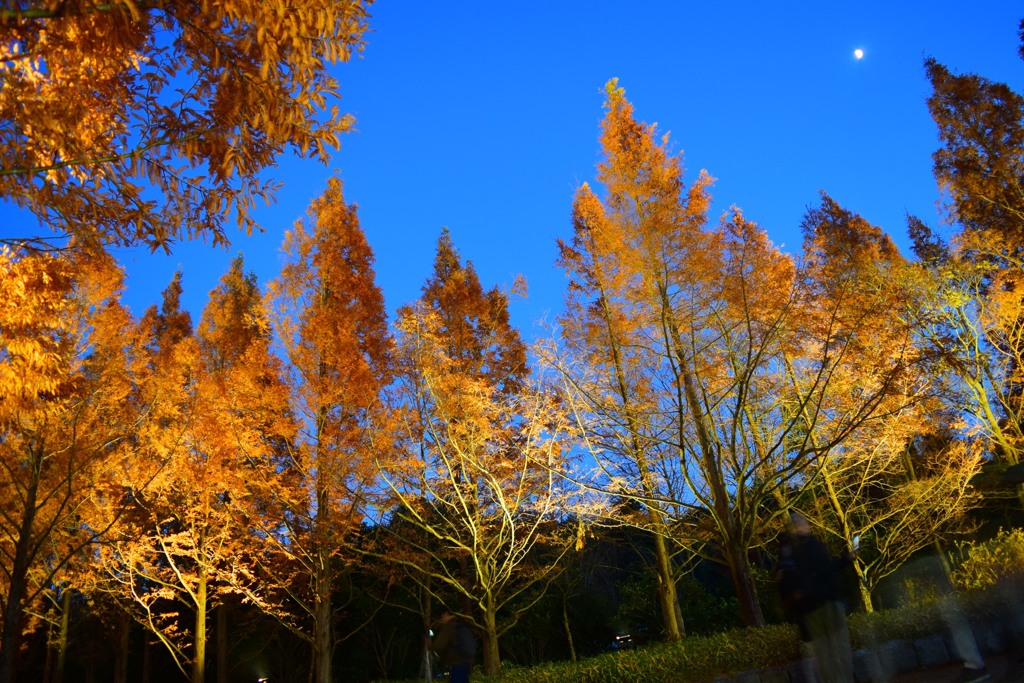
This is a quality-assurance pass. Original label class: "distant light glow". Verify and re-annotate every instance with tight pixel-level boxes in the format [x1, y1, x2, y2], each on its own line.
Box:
[854, 48, 864, 59]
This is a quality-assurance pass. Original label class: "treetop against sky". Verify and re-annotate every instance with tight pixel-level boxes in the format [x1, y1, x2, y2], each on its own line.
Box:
[1, 2, 1022, 338]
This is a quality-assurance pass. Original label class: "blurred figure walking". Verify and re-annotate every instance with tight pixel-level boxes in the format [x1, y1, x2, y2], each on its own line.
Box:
[784, 512, 855, 683]
[777, 531, 818, 681]
[432, 610, 475, 683]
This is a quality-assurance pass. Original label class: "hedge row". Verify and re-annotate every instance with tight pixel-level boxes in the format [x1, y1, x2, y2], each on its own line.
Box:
[487, 578, 1024, 683]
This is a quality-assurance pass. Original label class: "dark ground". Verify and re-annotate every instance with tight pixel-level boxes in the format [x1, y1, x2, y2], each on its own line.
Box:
[892, 650, 1024, 683]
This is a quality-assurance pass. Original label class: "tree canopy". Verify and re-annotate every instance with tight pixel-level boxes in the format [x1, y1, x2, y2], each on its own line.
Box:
[0, 0, 371, 252]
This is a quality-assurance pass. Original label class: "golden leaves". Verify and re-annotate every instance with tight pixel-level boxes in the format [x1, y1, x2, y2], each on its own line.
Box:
[1, 0, 372, 251]
[0, 247, 75, 421]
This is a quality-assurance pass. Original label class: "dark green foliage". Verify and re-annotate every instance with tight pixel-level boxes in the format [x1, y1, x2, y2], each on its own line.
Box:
[457, 581, 1023, 683]
[475, 624, 801, 683]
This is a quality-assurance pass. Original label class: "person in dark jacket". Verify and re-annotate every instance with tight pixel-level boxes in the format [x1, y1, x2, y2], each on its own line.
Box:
[432, 610, 475, 683]
[785, 512, 854, 683]
[777, 532, 817, 681]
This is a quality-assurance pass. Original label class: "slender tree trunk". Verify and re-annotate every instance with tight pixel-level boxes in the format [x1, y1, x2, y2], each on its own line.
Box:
[311, 409, 333, 683]
[42, 616, 54, 683]
[705, 468, 764, 627]
[313, 551, 332, 683]
[652, 533, 685, 638]
[0, 558, 31, 683]
[113, 610, 131, 683]
[598, 289, 685, 642]
[482, 599, 500, 676]
[0, 467, 40, 683]
[854, 559, 874, 613]
[725, 542, 764, 627]
[193, 573, 207, 683]
[561, 590, 576, 662]
[216, 605, 228, 683]
[660, 286, 762, 627]
[53, 587, 71, 683]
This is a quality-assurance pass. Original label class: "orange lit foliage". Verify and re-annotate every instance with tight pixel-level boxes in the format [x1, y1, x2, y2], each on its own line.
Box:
[797, 198, 980, 611]
[926, 51, 1024, 245]
[793, 195, 925, 464]
[0, 0, 371, 251]
[555, 82, 919, 630]
[0, 247, 137, 683]
[264, 176, 392, 683]
[556, 80, 794, 630]
[382, 231, 575, 677]
[554, 79, 713, 640]
[915, 50, 1024, 482]
[99, 261, 292, 683]
[98, 274, 207, 682]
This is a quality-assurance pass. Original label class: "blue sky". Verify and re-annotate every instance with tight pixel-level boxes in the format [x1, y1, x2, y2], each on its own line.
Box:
[3, 2, 1023, 339]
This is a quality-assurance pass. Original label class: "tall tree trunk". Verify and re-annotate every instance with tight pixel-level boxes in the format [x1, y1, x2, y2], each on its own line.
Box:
[598, 290, 685, 642]
[661, 286, 764, 627]
[42, 616, 54, 683]
[53, 588, 71, 683]
[725, 542, 764, 627]
[193, 573, 207, 683]
[113, 610, 131, 683]
[313, 551, 332, 683]
[653, 533, 685, 638]
[0, 466, 40, 683]
[216, 605, 228, 683]
[561, 590, 576, 662]
[481, 599, 500, 676]
[311, 409, 333, 683]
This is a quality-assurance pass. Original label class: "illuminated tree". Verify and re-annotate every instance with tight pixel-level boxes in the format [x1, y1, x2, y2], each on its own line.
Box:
[908, 38, 1024, 505]
[925, 48, 1024, 245]
[0, 247, 138, 683]
[0, 0, 372, 252]
[195, 255, 295, 683]
[554, 80, 789, 630]
[553, 83, 922, 629]
[378, 231, 578, 676]
[906, 232, 1024, 510]
[553, 104, 706, 639]
[781, 195, 971, 608]
[96, 274, 207, 681]
[795, 197, 981, 603]
[803, 403, 981, 612]
[262, 176, 392, 683]
[97, 259, 293, 683]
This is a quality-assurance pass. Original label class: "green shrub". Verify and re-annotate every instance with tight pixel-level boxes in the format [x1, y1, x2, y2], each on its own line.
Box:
[848, 601, 945, 647]
[373, 578, 1023, 683]
[487, 624, 800, 683]
[952, 528, 1024, 590]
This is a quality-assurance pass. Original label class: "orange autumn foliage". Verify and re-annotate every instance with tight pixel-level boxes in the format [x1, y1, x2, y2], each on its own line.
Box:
[383, 232, 576, 677]
[97, 259, 294, 683]
[555, 80, 923, 631]
[0, 0, 372, 252]
[264, 176, 392, 683]
[0, 247, 139, 683]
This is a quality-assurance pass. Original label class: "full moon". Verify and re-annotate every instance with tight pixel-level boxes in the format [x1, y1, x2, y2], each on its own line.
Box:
[854, 48, 864, 59]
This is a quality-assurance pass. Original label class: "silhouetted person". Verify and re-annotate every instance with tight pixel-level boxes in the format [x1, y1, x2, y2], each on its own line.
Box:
[777, 532, 818, 681]
[432, 610, 475, 683]
[785, 512, 854, 683]
[927, 548, 990, 683]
